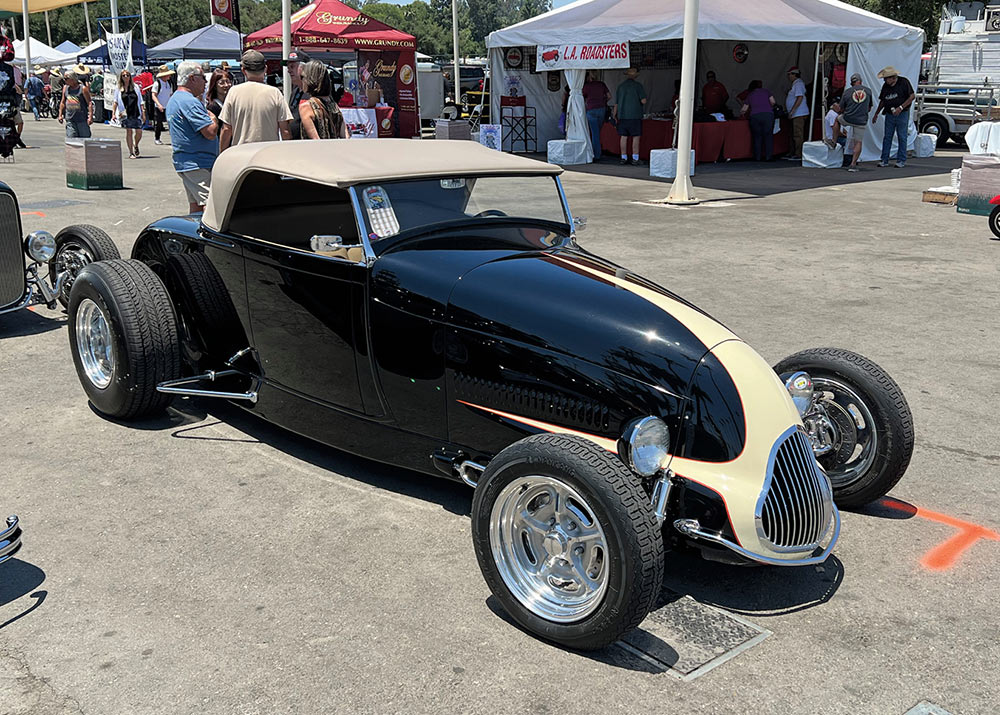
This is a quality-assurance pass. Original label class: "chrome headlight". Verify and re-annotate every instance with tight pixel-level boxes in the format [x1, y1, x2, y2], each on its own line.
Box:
[24, 231, 56, 263]
[784, 371, 814, 417]
[619, 416, 670, 477]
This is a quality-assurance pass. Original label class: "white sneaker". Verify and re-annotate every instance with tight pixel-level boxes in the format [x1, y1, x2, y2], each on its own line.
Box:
[877, 161, 890, 167]
[154, 139, 163, 145]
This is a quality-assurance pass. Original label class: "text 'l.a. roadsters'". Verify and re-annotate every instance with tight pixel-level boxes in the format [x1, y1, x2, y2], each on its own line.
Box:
[49, 140, 913, 649]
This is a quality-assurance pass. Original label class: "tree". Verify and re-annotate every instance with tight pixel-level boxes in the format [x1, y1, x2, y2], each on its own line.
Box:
[843, 1, 938, 44]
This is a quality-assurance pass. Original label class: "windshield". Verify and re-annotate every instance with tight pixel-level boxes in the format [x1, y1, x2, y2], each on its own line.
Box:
[356, 175, 569, 241]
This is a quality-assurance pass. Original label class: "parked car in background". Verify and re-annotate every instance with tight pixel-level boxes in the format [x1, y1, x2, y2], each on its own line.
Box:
[61, 140, 913, 651]
[1, 182, 119, 318]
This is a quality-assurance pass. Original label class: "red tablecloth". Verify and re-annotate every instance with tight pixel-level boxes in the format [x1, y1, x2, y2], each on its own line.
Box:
[600, 118, 822, 163]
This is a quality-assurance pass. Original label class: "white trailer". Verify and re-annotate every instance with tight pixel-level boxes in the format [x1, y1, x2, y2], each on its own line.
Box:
[917, 2, 1000, 142]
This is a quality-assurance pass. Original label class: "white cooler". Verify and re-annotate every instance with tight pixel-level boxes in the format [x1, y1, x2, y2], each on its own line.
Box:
[546, 139, 591, 165]
[649, 149, 695, 179]
[914, 133, 937, 157]
[801, 141, 843, 169]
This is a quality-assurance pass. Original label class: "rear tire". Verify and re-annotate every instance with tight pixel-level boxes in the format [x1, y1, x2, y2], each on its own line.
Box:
[472, 434, 663, 650]
[68, 259, 180, 419]
[918, 115, 950, 146]
[50, 224, 121, 308]
[163, 251, 246, 369]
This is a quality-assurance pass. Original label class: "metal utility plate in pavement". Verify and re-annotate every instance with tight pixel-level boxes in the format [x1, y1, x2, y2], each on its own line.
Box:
[609, 590, 770, 681]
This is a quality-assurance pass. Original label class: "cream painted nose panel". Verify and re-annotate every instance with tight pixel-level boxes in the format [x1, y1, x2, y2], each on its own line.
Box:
[671, 339, 803, 555]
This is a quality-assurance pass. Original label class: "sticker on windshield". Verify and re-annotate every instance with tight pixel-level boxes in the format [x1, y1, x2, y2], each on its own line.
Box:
[363, 185, 400, 238]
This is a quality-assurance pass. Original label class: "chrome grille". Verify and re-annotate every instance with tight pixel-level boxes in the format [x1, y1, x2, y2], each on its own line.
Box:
[0, 192, 26, 309]
[759, 429, 832, 550]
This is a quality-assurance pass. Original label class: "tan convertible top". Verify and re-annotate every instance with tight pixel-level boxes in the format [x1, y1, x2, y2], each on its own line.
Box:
[202, 139, 563, 232]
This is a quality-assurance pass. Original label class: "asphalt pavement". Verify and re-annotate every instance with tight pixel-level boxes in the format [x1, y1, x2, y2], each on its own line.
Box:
[0, 120, 997, 714]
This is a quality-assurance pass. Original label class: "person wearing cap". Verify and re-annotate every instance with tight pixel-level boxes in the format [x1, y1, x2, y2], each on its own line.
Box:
[872, 66, 915, 168]
[287, 47, 310, 140]
[26, 68, 44, 121]
[152, 65, 176, 145]
[166, 61, 219, 213]
[784, 66, 809, 160]
[839, 73, 873, 172]
[58, 71, 93, 138]
[219, 50, 292, 152]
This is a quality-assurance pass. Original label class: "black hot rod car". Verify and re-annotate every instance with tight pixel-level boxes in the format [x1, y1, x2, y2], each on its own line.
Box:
[57, 141, 913, 649]
[0, 182, 120, 317]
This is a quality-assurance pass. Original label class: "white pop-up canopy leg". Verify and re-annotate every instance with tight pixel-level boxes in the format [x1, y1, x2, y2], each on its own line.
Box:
[666, 0, 699, 205]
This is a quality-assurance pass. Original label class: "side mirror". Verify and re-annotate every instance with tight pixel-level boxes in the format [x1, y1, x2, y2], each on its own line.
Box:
[310, 235, 344, 252]
[573, 216, 588, 232]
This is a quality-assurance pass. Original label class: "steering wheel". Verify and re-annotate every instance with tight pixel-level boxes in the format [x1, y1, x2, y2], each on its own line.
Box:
[474, 209, 508, 218]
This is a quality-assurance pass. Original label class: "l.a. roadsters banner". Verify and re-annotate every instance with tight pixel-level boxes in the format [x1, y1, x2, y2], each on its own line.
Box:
[535, 42, 630, 71]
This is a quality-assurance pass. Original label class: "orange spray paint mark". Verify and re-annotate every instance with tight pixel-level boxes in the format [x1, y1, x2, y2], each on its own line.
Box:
[881, 497, 1000, 571]
[19, 211, 46, 218]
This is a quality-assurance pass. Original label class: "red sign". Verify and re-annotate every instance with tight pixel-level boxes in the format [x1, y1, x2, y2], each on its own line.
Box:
[211, 0, 237, 24]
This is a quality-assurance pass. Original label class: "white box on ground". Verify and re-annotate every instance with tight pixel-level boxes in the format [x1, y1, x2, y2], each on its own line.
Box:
[649, 149, 695, 179]
[546, 139, 590, 165]
[801, 141, 843, 168]
[914, 133, 937, 157]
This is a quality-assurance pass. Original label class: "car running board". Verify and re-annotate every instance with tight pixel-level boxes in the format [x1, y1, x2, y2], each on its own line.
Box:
[156, 369, 262, 403]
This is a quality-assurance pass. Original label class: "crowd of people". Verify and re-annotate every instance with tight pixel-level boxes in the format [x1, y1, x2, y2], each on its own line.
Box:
[164, 49, 349, 212]
[561, 61, 916, 169]
[0, 36, 353, 211]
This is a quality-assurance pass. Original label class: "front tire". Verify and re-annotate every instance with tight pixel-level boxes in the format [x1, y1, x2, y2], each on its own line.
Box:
[68, 259, 180, 419]
[472, 434, 663, 650]
[50, 224, 121, 308]
[774, 348, 914, 508]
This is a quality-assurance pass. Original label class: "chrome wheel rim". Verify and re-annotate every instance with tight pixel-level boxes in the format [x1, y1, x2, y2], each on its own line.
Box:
[75, 298, 114, 389]
[490, 475, 609, 623]
[810, 377, 878, 489]
[53, 241, 94, 303]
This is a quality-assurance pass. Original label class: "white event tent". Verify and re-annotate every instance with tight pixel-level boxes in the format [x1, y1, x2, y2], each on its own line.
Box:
[13, 37, 77, 66]
[487, 0, 924, 163]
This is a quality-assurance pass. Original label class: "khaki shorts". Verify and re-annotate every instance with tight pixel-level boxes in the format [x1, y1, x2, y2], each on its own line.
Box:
[847, 123, 867, 143]
[179, 168, 212, 208]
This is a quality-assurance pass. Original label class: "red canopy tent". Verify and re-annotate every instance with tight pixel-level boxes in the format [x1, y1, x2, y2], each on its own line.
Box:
[245, 0, 419, 137]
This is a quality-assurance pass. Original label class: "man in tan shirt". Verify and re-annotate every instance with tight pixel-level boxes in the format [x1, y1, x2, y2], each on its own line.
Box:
[219, 50, 292, 151]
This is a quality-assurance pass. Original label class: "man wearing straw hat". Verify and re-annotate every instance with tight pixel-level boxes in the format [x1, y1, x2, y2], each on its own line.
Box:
[152, 65, 176, 145]
[872, 65, 915, 168]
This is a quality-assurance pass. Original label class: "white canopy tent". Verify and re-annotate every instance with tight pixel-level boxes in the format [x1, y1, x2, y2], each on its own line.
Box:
[13, 37, 76, 66]
[487, 0, 924, 163]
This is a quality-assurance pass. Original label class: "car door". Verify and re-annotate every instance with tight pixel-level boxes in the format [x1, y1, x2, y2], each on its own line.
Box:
[228, 173, 370, 414]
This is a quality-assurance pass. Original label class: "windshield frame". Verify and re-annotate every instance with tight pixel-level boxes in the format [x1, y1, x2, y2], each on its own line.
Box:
[347, 173, 573, 255]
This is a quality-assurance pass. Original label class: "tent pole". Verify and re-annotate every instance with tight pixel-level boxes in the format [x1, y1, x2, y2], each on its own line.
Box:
[45, 10, 51, 46]
[808, 41, 819, 142]
[281, 0, 291, 105]
[21, 0, 30, 80]
[666, 0, 699, 205]
[451, 0, 460, 105]
[9, 17, 17, 41]
[210, 0, 217, 25]
[83, 2, 92, 45]
[139, 0, 147, 46]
